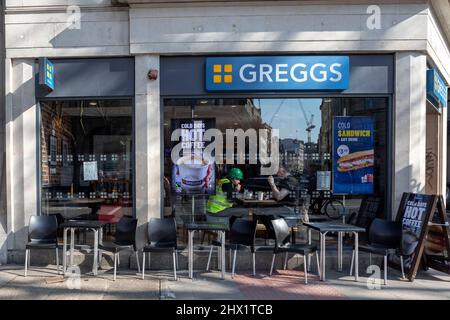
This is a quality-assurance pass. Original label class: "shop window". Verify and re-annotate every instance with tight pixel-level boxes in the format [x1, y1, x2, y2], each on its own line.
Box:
[163, 98, 388, 244]
[40, 100, 133, 236]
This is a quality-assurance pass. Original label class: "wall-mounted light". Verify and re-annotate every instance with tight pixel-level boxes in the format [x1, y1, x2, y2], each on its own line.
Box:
[148, 69, 158, 80]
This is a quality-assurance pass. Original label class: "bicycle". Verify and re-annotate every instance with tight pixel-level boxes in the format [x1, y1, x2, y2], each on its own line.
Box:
[309, 196, 346, 220]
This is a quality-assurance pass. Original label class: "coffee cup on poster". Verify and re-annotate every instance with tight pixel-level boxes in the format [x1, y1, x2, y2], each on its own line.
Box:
[177, 155, 211, 193]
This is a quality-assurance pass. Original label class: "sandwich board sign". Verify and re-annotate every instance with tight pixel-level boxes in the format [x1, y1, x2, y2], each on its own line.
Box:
[393, 193, 450, 281]
[332, 116, 374, 194]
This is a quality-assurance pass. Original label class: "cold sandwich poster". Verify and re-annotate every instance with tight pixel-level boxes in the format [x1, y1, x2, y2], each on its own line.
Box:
[333, 116, 374, 194]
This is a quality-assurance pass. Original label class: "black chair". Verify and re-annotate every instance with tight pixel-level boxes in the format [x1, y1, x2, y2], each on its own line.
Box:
[269, 218, 320, 284]
[350, 218, 405, 285]
[349, 197, 383, 241]
[206, 218, 258, 278]
[98, 217, 139, 281]
[25, 215, 60, 277]
[142, 218, 178, 281]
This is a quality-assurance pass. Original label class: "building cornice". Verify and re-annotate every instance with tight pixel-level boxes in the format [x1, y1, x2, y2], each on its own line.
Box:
[430, 0, 450, 46]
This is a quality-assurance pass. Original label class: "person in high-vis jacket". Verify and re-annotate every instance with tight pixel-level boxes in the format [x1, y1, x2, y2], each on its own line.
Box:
[206, 168, 244, 222]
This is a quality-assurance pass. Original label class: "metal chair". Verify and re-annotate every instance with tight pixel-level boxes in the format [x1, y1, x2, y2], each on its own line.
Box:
[269, 218, 320, 284]
[24, 215, 60, 277]
[350, 218, 405, 285]
[206, 218, 258, 278]
[98, 217, 140, 281]
[142, 218, 178, 281]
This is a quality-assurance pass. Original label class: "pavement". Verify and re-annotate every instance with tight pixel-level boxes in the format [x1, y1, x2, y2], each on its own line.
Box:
[0, 263, 449, 300]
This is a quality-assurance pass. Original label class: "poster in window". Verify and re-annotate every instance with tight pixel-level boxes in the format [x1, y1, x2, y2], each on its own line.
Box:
[170, 118, 216, 195]
[333, 116, 374, 194]
[62, 140, 69, 167]
[49, 135, 57, 166]
[83, 161, 98, 181]
[316, 171, 331, 191]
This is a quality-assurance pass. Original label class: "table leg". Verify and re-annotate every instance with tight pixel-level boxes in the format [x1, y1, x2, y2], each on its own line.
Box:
[337, 232, 342, 272]
[354, 232, 359, 282]
[321, 232, 327, 281]
[319, 233, 323, 281]
[63, 227, 68, 274]
[93, 229, 99, 275]
[99, 226, 103, 245]
[221, 231, 225, 280]
[70, 228, 75, 267]
[308, 228, 312, 269]
[217, 232, 221, 271]
[188, 230, 193, 279]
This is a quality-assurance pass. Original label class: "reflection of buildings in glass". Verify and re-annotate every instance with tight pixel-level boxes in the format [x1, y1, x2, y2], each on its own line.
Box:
[280, 138, 305, 175]
[319, 98, 333, 168]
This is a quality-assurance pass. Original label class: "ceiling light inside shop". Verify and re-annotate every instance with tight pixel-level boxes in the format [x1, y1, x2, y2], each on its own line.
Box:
[89, 101, 98, 106]
[200, 100, 208, 104]
[231, 105, 237, 108]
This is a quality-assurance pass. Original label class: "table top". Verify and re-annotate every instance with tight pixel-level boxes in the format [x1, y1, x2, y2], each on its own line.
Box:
[185, 221, 229, 231]
[60, 220, 106, 229]
[306, 215, 331, 222]
[213, 208, 249, 218]
[235, 199, 279, 207]
[303, 222, 365, 233]
[48, 198, 106, 204]
[44, 207, 92, 219]
[255, 206, 296, 216]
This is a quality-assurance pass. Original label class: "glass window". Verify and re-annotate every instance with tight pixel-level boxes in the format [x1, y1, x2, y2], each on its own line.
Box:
[40, 100, 133, 232]
[163, 98, 388, 244]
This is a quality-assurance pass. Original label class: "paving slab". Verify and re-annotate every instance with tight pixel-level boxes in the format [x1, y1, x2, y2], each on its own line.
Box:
[162, 271, 245, 300]
[0, 264, 449, 300]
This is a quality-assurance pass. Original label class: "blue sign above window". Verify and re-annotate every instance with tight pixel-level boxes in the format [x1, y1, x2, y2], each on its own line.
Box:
[205, 56, 350, 91]
[39, 58, 55, 91]
[427, 69, 447, 109]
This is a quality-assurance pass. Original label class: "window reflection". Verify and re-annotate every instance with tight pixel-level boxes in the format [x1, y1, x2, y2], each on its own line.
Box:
[163, 98, 388, 244]
[40, 100, 133, 234]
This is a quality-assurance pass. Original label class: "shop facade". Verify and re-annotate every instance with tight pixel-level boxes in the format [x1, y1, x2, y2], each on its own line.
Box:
[1, 0, 450, 262]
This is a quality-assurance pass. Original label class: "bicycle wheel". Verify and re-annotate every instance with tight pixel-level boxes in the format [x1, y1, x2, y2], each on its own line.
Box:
[324, 199, 345, 220]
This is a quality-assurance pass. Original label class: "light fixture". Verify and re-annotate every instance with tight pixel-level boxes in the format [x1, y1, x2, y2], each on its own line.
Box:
[199, 100, 208, 104]
[231, 105, 237, 108]
[89, 101, 97, 106]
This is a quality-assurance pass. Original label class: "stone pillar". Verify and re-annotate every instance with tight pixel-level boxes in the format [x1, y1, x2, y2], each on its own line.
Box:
[393, 52, 427, 218]
[135, 55, 162, 248]
[5, 59, 38, 259]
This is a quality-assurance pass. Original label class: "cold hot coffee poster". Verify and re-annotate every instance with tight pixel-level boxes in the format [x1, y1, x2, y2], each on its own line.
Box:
[398, 193, 435, 273]
[171, 118, 216, 195]
[333, 116, 374, 194]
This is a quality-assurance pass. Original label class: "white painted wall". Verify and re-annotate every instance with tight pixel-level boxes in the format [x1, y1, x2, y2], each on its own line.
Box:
[393, 52, 427, 217]
[135, 55, 161, 247]
[5, 59, 38, 253]
[129, 3, 429, 54]
[5, 6, 129, 58]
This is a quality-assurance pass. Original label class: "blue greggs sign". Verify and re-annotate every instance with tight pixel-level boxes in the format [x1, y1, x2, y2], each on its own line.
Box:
[38, 57, 54, 91]
[206, 56, 350, 91]
[427, 69, 447, 108]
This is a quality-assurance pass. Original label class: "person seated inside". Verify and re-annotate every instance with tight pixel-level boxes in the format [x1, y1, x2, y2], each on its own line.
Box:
[267, 166, 299, 203]
[206, 167, 244, 223]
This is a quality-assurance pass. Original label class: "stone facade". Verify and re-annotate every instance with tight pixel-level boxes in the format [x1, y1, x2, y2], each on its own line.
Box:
[1, 0, 450, 262]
